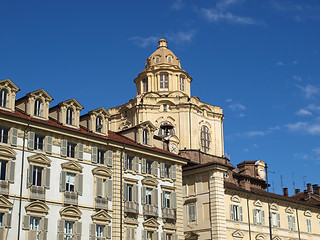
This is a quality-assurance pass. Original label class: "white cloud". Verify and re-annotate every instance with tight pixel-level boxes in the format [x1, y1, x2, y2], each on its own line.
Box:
[286, 122, 307, 131]
[172, 0, 184, 10]
[276, 60, 298, 66]
[295, 109, 313, 116]
[129, 36, 158, 48]
[233, 126, 279, 138]
[276, 61, 284, 66]
[287, 122, 320, 135]
[228, 102, 246, 111]
[307, 104, 320, 112]
[167, 30, 196, 44]
[292, 75, 302, 81]
[226, 98, 233, 103]
[312, 147, 320, 155]
[297, 84, 320, 99]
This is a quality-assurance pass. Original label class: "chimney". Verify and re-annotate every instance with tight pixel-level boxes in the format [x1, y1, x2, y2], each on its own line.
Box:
[307, 183, 312, 192]
[295, 189, 300, 194]
[283, 187, 288, 197]
[313, 184, 320, 195]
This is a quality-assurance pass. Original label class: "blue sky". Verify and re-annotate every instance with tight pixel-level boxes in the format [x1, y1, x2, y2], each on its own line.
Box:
[1, 0, 319, 195]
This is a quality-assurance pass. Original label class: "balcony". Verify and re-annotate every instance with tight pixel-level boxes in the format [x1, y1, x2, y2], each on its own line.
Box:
[162, 208, 176, 219]
[0, 180, 9, 195]
[30, 185, 45, 200]
[95, 196, 108, 210]
[124, 201, 139, 214]
[143, 204, 158, 217]
[64, 191, 78, 205]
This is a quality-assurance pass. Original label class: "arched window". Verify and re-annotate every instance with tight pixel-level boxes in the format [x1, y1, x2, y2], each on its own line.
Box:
[66, 108, 73, 125]
[142, 78, 148, 93]
[180, 76, 185, 92]
[96, 116, 103, 133]
[159, 74, 169, 89]
[201, 126, 210, 153]
[34, 99, 42, 116]
[168, 56, 172, 63]
[0, 89, 8, 108]
[143, 129, 149, 145]
[158, 122, 174, 138]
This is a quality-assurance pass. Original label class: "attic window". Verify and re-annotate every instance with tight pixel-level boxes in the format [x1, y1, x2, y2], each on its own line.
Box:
[34, 99, 42, 117]
[66, 108, 73, 125]
[0, 89, 8, 108]
[143, 130, 149, 145]
[96, 117, 103, 133]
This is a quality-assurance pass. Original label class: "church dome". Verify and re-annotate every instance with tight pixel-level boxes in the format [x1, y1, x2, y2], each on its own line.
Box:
[145, 39, 181, 70]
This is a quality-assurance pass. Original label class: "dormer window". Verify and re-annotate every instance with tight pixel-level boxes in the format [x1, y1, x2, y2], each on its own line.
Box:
[34, 99, 42, 117]
[143, 129, 149, 145]
[160, 74, 169, 89]
[96, 116, 103, 133]
[180, 76, 185, 92]
[66, 108, 73, 125]
[0, 89, 8, 108]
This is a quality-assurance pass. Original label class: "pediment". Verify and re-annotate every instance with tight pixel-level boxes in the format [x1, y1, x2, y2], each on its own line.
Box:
[91, 210, 111, 223]
[92, 166, 112, 178]
[28, 89, 53, 102]
[285, 207, 294, 214]
[143, 217, 160, 228]
[124, 217, 139, 226]
[60, 206, 82, 219]
[184, 232, 199, 240]
[270, 203, 278, 211]
[89, 107, 110, 117]
[59, 98, 83, 110]
[254, 199, 263, 208]
[0, 79, 20, 92]
[142, 177, 159, 187]
[0, 195, 13, 210]
[273, 237, 282, 240]
[256, 234, 266, 240]
[61, 161, 83, 173]
[25, 201, 49, 216]
[232, 230, 244, 238]
[138, 121, 157, 131]
[0, 145, 16, 160]
[28, 153, 51, 166]
[231, 195, 241, 203]
[304, 210, 312, 217]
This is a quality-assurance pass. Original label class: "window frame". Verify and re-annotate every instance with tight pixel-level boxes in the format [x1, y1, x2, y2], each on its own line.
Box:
[96, 116, 103, 133]
[0, 89, 8, 108]
[142, 78, 148, 93]
[180, 75, 185, 92]
[66, 108, 73, 125]
[188, 203, 196, 222]
[34, 99, 42, 117]
[230, 204, 243, 222]
[0, 127, 9, 144]
[159, 74, 169, 89]
[201, 125, 211, 153]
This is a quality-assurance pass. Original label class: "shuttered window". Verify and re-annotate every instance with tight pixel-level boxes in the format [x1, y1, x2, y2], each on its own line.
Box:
[253, 209, 265, 225]
[271, 212, 280, 228]
[230, 204, 243, 222]
[287, 214, 296, 231]
[306, 218, 312, 233]
[188, 203, 196, 222]
[22, 216, 48, 240]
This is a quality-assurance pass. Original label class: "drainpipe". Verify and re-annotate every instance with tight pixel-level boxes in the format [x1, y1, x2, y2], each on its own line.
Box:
[17, 120, 30, 240]
[296, 207, 301, 240]
[120, 144, 125, 240]
[247, 196, 252, 240]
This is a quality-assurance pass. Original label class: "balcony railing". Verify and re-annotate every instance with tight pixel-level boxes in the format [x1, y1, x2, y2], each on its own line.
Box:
[124, 201, 139, 214]
[30, 185, 45, 200]
[162, 208, 176, 219]
[64, 191, 78, 205]
[95, 196, 108, 210]
[0, 180, 9, 195]
[143, 204, 158, 217]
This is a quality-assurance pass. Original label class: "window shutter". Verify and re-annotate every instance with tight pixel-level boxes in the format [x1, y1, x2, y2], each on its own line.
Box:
[133, 185, 138, 203]
[92, 147, 98, 163]
[22, 215, 30, 230]
[171, 165, 177, 180]
[261, 210, 265, 225]
[153, 161, 158, 177]
[160, 163, 165, 178]
[239, 206, 243, 221]
[77, 174, 83, 196]
[78, 143, 83, 160]
[40, 217, 48, 231]
[57, 233, 64, 240]
[107, 150, 113, 167]
[292, 216, 296, 230]
[28, 131, 35, 149]
[153, 188, 158, 207]
[40, 231, 47, 240]
[277, 213, 280, 227]
[75, 222, 82, 236]
[57, 220, 65, 239]
[171, 192, 177, 209]
[89, 224, 96, 237]
[44, 168, 50, 189]
[27, 165, 34, 187]
[8, 161, 15, 183]
[123, 153, 127, 170]
[106, 225, 112, 238]
[4, 213, 11, 228]
[141, 158, 146, 173]
[134, 157, 139, 172]
[107, 179, 113, 199]
[46, 136, 53, 153]
[152, 231, 158, 240]
[287, 215, 291, 229]
[253, 209, 257, 224]
[60, 171, 66, 192]
[96, 178, 103, 197]
[28, 230, 37, 239]
[142, 230, 147, 240]
[172, 234, 178, 240]
[123, 183, 128, 201]
[61, 139, 67, 157]
[161, 232, 165, 240]
[141, 186, 146, 205]
[126, 227, 130, 240]
[230, 205, 234, 220]
[11, 128, 18, 146]
[161, 193, 165, 209]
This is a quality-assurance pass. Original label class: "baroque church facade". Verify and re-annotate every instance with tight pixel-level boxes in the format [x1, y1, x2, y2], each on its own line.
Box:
[0, 38, 319, 240]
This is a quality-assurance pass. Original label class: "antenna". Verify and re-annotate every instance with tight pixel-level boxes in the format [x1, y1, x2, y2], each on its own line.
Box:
[272, 181, 275, 193]
[303, 176, 306, 190]
[280, 175, 283, 189]
[292, 172, 296, 191]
